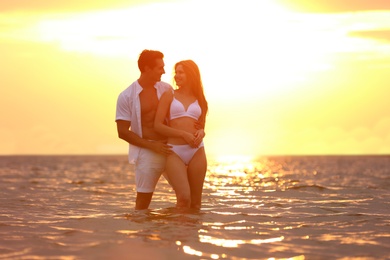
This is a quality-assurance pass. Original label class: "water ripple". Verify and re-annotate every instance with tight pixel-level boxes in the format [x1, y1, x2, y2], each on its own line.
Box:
[0, 155, 389, 259]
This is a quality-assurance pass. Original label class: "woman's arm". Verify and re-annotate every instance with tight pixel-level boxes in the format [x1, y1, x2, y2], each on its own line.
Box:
[154, 91, 196, 145]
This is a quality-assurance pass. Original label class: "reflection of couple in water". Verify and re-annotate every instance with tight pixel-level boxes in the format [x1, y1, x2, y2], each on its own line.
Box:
[116, 50, 208, 211]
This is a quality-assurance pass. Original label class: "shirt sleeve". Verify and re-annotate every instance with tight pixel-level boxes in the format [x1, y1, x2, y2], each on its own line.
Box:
[115, 91, 132, 122]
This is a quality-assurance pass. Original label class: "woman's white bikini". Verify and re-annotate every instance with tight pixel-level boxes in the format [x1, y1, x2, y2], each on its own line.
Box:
[169, 96, 203, 165]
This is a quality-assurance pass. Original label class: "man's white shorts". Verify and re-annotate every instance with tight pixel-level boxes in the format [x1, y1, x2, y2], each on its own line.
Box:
[135, 148, 166, 193]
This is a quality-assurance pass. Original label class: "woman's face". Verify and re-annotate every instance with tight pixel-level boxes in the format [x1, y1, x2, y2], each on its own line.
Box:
[174, 64, 187, 87]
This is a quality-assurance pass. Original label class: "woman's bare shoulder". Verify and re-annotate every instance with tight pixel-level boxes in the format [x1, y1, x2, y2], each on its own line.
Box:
[161, 89, 174, 100]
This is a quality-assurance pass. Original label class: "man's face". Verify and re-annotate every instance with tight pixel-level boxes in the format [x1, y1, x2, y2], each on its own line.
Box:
[149, 58, 165, 82]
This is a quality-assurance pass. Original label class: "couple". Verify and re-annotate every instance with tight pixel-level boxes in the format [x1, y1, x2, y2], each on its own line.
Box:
[115, 50, 208, 210]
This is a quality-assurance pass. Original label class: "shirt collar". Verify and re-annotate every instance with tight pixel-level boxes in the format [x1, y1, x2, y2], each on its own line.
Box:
[136, 80, 159, 94]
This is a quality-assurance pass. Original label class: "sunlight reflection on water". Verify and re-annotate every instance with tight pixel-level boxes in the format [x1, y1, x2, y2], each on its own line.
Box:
[0, 155, 389, 259]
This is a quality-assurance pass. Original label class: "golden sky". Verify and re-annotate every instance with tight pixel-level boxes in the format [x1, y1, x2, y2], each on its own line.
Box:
[1, 0, 390, 158]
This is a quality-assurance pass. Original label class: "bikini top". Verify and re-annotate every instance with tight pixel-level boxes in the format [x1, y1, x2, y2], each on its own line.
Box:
[170, 97, 202, 120]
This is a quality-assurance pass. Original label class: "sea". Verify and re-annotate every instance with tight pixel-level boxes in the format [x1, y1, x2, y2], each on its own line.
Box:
[0, 155, 389, 260]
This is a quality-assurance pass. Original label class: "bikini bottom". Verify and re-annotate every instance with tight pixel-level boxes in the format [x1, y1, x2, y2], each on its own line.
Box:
[170, 142, 204, 165]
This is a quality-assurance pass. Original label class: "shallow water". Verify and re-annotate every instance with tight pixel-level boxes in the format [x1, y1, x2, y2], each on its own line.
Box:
[0, 155, 389, 259]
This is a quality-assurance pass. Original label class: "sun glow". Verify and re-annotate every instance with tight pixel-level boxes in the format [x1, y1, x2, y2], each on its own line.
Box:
[31, 0, 388, 103]
[1, 0, 390, 156]
[32, 0, 337, 84]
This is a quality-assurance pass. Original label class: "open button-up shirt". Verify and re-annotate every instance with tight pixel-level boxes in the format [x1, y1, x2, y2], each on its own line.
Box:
[116, 80, 172, 163]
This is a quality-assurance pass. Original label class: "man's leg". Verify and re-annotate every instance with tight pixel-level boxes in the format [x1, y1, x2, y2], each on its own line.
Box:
[134, 148, 166, 210]
[135, 192, 153, 210]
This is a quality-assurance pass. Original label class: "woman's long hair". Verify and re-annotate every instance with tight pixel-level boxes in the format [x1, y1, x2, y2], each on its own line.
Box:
[175, 60, 208, 127]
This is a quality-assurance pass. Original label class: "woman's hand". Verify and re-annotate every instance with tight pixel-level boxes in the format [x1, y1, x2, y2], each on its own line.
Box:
[181, 131, 197, 148]
[181, 129, 205, 148]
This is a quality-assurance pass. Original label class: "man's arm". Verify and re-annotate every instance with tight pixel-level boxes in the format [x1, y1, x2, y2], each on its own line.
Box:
[116, 120, 171, 155]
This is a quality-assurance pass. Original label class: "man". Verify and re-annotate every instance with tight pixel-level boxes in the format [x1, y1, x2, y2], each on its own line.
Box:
[116, 50, 173, 210]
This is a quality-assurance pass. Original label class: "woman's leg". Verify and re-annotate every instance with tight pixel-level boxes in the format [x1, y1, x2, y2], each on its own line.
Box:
[187, 147, 207, 209]
[165, 153, 191, 208]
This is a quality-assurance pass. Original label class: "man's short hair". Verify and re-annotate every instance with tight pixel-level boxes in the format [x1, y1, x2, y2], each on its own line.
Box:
[138, 50, 164, 72]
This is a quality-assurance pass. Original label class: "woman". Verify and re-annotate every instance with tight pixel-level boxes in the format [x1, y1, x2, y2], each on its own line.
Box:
[154, 60, 208, 209]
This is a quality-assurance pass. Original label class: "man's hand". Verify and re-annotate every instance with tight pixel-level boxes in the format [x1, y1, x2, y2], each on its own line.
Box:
[150, 141, 172, 155]
[194, 129, 205, 147]
[194, 120, 204, 130]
